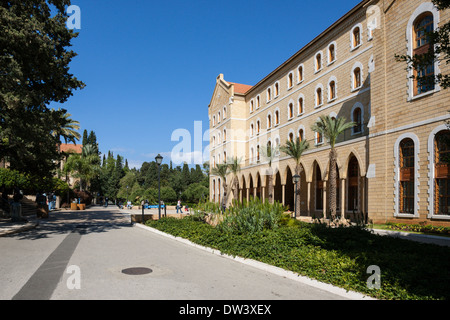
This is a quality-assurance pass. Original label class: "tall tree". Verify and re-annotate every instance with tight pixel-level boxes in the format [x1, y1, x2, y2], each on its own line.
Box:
[226, 157, 241, 202]
[260, 145, 278, 204]
[51, 108, 81, 145]
[311, 115, 355, 221]
[0, 0, 85, 178]
[280, 138, 309, 216]
[211, 163, 229, 207]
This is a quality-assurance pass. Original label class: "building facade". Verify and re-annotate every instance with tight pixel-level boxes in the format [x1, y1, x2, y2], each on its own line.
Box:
[208, 0, 450, 226]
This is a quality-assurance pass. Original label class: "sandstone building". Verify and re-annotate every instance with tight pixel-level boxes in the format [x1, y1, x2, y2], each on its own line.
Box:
[208, 0, 450, 226]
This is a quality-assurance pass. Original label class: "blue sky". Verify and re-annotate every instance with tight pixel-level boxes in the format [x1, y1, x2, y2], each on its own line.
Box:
[53, 0, 362, 169]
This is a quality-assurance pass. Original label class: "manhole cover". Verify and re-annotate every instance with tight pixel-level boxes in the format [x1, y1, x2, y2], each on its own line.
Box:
[121, 267, 153, 275]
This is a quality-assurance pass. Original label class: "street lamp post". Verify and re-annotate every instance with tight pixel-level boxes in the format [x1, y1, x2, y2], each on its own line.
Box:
[293, 174, 300, 218]
[155, 154, 163, 220]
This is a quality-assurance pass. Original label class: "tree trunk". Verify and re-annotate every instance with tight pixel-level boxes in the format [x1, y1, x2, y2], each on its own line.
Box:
[295, 165, 302, 217]
[329, 148, 337, 221]
[267, 167, 274, 204]
[233, 176, 239, 203]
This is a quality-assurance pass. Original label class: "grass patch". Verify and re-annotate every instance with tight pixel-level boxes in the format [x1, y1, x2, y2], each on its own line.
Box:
[145, 216, 450, 300]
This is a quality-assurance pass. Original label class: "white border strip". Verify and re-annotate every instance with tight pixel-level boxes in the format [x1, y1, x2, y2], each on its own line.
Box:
[134, 222, 376, 300]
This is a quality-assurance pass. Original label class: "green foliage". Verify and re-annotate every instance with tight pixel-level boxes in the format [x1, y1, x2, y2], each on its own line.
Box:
[218, 199, 286, 234]
[0, 168, 30, 189]
[182, 183, 209, 204]
[146, 216, 450, 300]
[0, 1, 85, 179]
[385, 222, 450, 236]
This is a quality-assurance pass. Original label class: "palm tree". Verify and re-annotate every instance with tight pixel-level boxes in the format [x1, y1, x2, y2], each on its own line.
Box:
[211, 163, 229, 208]
[51, 108, 81, 144]
[64, 144, 101, 191]
[260, 143, 279, 204]
[311, 115, 355, 221]
[226, 157, 241, 203]
[280, 138, 310, 215]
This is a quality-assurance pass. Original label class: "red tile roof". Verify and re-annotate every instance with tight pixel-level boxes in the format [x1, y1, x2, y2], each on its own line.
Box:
[229, 82, 253, 94]
[60, 143, 83, 154]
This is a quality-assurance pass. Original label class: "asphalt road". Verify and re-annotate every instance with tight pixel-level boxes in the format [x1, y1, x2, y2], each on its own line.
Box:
[0, 206, 362, 301]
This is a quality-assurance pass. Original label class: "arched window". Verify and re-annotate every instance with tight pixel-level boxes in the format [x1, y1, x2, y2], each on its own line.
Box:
[223, 106, 227, 119]
[297, 64, 304, 83]
[267, 113, 272, 129]
[287, 72, 294, 89]
[328, 43, 336, 64]
[329, 80, 336, 101]
[256, 120, 261, 134]
[315, 131, 323, 145]
[316, 87, 323, 107]
[413, 13, 435, 95]
[250, 123, 254, 137]
[218, 112, 221, 123]
[288, 131, 294, 142]
[274, 82, 280, 97]
[298, 129, 304, 142]
[250, 100, 254, 113]
[256, 95, 261, 108]
[275, 109, 280, 125]
[434, 130, 450, 216]
[288, 102, 294, 119]
[223, 128, 227, 142]
[212, 116, 216, 127]
[267, 87, 272, 102]
[298, 96, 304, 115]
[354, 67, 362, 89]
[351, 25, 362, 49]
[352, 107, 362, 134]
[250, 147, 254, 163]
[315, 52, 322, 72]
[399, 139, 415, 214]
[257, 145, 261, 162]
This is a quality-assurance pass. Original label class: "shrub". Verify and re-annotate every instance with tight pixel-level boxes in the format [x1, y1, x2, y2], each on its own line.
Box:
[218, 200, 286, 234]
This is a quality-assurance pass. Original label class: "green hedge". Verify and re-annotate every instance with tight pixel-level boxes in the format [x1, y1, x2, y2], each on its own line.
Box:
[146, 216, 450, 300]
[385, 222, 450, 236]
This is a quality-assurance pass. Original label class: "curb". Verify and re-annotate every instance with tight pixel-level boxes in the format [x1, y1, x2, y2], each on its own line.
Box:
[133, 222, 376, 300]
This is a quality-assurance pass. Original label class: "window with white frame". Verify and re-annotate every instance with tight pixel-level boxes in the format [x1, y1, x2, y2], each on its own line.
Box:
[223, 106, 227, 119]
[297, 64, 304, 83]
[256, 95, 261, 109]
[297, 94, 305, 115]
[274, 108, 280, 126]
[266, 87, 272, 102]
[406, 3, 440, 100]
[315, 51, 323, 72]
[250, 122, 255, 137]
[267, 112, 272, 129]
[274, 82, 280, 98]
[315, 84, 323, 107]
[351, 23, 363, 50]
[328, 76, 337, 101]
[351, 62, 363, 91]
[288, 100, 294, 119]
[287, 72, 294, 89]
[328, 42, 337, 64]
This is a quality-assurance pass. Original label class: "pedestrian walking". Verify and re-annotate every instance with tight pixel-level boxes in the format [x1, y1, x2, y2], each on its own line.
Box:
[176, 199, 181, 213]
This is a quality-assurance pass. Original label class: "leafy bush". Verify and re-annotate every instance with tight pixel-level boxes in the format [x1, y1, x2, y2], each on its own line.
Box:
[385, 222, 450, 236]
[218, 200, 286, 234]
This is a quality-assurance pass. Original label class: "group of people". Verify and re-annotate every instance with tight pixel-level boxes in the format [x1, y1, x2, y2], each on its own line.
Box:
[176, 199, 189, 214]
[35, 191, 57, 211]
